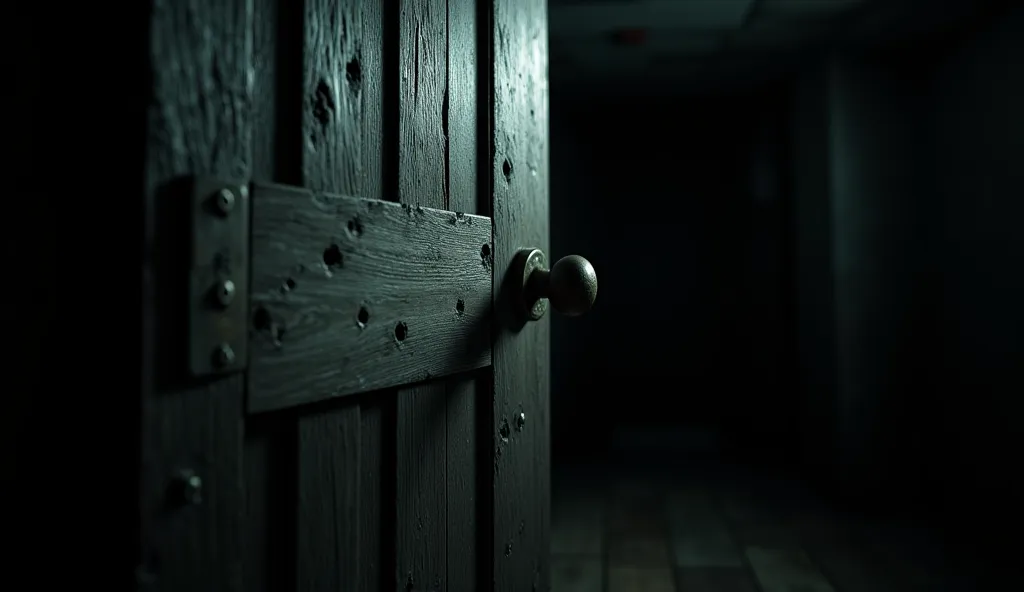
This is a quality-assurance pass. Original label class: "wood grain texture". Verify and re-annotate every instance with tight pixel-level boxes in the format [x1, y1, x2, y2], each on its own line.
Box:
[296, 408, 361, 590]
[446, 1, 482, 590]
[248, 184, 491, 412]
[395, 1, 451, 590]
[491, 0, 552, 589]
[293, 1, 381, 591]
[246, 0, 301, 589]
[359, 399, 384, 592]
[140, 0, 252, 590]
[243, 417, 296, 592]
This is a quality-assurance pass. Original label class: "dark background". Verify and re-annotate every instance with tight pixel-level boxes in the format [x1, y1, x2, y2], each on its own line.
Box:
[549, 0, 1022, 551]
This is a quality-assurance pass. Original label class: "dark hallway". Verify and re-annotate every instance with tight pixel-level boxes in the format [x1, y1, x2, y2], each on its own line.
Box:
[548, 0, 1023, 589]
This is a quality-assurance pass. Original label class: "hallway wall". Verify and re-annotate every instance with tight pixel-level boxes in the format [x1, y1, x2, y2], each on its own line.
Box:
[788, 4, 1023, 531]
[928, 3, 1024, 532]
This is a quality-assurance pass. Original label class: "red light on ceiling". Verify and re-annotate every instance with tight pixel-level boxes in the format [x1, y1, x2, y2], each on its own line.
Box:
[610, 28, 648, 46]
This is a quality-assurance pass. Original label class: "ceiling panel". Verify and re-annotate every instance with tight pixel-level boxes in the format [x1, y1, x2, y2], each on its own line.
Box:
[565, 30, 725, 53]
[727, 19, 832, 51]
[550, 0, 757, 38]
[758, 0, 869, 20]
[551, 30, 726, 75]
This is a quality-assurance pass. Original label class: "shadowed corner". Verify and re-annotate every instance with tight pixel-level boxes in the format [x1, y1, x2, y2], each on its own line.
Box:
[151, 175, 196, 389]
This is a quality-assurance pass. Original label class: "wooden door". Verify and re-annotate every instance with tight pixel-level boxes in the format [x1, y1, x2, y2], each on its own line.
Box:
[137, 0, 570, 590]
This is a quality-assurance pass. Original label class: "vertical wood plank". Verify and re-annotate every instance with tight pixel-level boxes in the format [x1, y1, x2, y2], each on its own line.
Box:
[447, 0, 481, 590]
[395, 0, 449, 590]
[246, 0, 302, 588]
[360, 401, 384, 592]
[297, 410, 362, 589]
[294, 0, 380, 590]
[361, 0, 384, 203]
[446, 379, 479, 592]
[140, 0, 253, 590]
[491, 0, 551, 589]
[359, 5, 385, 590]
[243, 418, 297, 592]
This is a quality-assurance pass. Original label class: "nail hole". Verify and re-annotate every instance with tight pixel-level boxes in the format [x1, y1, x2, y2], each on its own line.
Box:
[456, 299, 465, 314]
[253, 306, 272, 331]
[499, 418, 511, 441]
[502, 158, 513, 180]
[357, 306, 370, 327]
[347, 218, 364, 237]
[346, 57, 362, 84]
[481, 243, 491, 258]
[312, 78, 335, 128]
[394, 321, 408, 342]
[323, 244, 343, 267]
[284, 277, 296, 291]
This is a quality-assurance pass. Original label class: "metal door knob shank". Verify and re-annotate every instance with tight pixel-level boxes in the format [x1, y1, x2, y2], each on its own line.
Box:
[513, 249, 597, 321]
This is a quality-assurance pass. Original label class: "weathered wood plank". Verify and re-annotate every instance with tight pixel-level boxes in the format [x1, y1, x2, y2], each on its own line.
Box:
[446, 377, 479, 591]
[292, 2, 376, 591]
[491, 0, 552, 588]
[245, 0, 301, 588]
[140, 0, 252, 590]
[243, 417, 296, 592]
[357, 4, 385, 590]
[248, 184, 492, 412]
[396, 385, 448, 592]
[395, 1, 450, 590]
[359, 399, 384, 592]
[296, 408, 361, 590]
[447, 0, 482, 589]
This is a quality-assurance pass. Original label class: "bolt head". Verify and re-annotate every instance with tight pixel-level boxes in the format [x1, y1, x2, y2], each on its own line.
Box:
[213, 343, 235, 368]
[215, 279, 236, 307]
[173, 470, 203, 506]
[215, 188, 235, 215]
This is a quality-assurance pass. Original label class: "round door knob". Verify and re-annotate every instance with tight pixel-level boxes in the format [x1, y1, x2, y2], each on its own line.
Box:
[513, 249, 598, 321]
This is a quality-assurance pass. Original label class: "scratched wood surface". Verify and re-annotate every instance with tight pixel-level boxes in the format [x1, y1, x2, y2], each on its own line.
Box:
[446, 2, 484, 590]
[142, 0, 550, 590]
[491, 0, 553, 589]
[244, 1, 300, 590]
[293, 1, 380, 591]
[394, 1, 454, 590]
[140, 0, 251, 590]
[248, 184, 491, 412]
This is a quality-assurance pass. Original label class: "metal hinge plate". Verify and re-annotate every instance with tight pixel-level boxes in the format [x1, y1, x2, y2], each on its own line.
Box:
[188, 176, 250, 377]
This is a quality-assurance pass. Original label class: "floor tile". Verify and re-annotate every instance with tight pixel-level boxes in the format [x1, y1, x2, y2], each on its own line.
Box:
[608, 536, 672, 568]
[552, 496, 604, 555]
[608, 566, 676, 592]
[667, 493, 743, 568]
[607, 497, 667, 539]
[551, 556, 603, 592]
[745, 547, 836, 592]
[675, 567, 758, 592]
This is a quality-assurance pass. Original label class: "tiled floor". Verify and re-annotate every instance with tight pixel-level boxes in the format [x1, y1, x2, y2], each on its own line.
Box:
[551, 464, 1014, 592]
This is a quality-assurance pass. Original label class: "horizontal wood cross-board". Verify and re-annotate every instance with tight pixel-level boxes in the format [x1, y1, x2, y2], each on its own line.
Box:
[248, 183, 492, 413]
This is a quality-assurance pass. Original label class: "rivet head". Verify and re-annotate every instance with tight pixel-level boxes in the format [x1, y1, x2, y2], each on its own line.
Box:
[215, 188, 235, 215]
[214, 279, 236, 307]
[171, 470, 203, 506]
[213, 343, 235, 368]
[516, 411, 526, 431]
